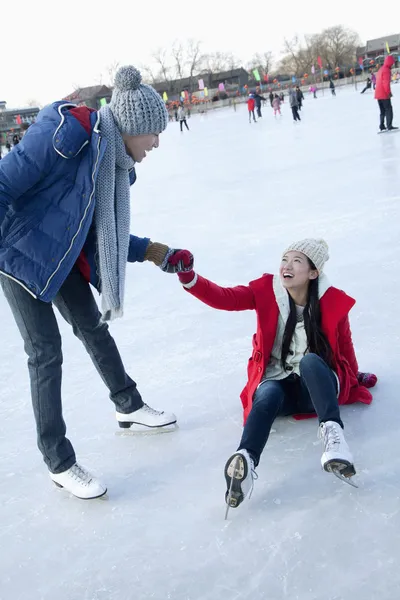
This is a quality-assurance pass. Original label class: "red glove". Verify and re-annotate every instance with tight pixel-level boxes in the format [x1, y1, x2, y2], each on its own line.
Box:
[357, 372, 377, 388]
[178, 270, 196, 285]
[161, 249, 194, 273]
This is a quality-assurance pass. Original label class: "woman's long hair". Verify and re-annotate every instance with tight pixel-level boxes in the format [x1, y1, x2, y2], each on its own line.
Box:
[281, 259, 333, 369]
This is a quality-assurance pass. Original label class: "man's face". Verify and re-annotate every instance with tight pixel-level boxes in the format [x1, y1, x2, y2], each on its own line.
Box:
[122, 133, 160, 163]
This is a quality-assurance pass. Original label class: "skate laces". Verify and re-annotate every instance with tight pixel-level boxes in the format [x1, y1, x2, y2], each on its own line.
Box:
[319, 423, 341, 452]
[142, 404, 164, 416]
[69, 463, 93, 486]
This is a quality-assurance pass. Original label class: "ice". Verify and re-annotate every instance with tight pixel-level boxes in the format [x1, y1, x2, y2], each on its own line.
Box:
[1, 86, 400, 599]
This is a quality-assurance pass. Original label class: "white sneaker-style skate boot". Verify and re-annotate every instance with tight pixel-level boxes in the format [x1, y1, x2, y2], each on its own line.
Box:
[116, 404, 177, 429]
[224, 449, 257, 510]
[319, 421, 356, 481]
[50, 463, 107, 499]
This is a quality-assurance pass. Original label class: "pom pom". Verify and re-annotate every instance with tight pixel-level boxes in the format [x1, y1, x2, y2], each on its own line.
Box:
[114, 66, 142, 91]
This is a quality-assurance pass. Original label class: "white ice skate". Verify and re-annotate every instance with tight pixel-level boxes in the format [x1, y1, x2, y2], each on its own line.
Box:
[116, 404, 177, 429]
[224, 449, 257, 518]
[319, 421, 357, 487]
[50, 463, 107, 499]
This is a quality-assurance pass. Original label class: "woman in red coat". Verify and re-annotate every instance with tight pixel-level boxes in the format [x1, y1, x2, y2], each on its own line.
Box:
[177, 239, 377, 510]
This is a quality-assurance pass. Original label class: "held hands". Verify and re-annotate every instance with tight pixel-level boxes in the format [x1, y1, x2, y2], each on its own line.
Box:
[160, 249, 194, 274]
[357, 372, 377, 388]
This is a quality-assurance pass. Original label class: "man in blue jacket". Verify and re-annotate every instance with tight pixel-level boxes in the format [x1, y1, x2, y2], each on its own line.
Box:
[0, 66, 193, 499]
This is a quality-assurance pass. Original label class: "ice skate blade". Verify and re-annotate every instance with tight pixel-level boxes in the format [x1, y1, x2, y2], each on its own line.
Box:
[224, 455, 246, 519]
[118, 418, 177, 429]
[52, 481, 108, 499]
[116, 423, 178, 437]
[325, 461, 358, 488]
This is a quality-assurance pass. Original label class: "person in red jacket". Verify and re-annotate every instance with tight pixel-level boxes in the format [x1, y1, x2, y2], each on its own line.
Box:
[247, 94, 257, 123]
[177, 239, 377, 510]
[375, 55, 398, 131]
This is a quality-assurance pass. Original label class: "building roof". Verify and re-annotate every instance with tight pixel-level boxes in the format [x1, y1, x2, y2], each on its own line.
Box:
[2, 107, 40, 114]
[210, 67, 248, 80]
[366, 34, 400, 52]
[64, 85, 113, 102]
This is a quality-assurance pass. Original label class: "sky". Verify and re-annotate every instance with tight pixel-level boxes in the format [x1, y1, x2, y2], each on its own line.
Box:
[2, 0, 398, 107]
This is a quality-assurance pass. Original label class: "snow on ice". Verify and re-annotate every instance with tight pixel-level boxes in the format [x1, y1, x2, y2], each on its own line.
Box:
[1, 86, 400, 600]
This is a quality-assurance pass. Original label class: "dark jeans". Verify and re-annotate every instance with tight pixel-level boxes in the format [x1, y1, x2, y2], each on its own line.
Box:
[180, 119, 189, 131]
[238, 354, 342, 466]
[291, 106, 301, 121]
[256, 105, 262, 118]
[378, 99, 393, 129]
[1, 266, 143, 473]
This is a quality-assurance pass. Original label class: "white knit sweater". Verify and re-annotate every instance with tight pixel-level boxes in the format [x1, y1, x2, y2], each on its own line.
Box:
[263, 274, 331, 381]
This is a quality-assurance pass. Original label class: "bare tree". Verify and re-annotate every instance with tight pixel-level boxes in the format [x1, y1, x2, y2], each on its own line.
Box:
[248, 51, 274, 75]
[107, 61, 120, 87]
[202, 51, 234, 73]
[152, 48, 171, 83]
[26, 98, 41, 108]
[172, 41, 186, 79]
[279, 26, 360, 76]
[187, 39, 203, 78]
[280, 37, 305, 74]
[323, 25, 360, 67]
[140, 64, 160, 85]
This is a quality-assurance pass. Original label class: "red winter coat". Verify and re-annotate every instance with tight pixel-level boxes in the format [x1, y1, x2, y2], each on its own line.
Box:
[375, 55, 395, 100]
[247, 98, 255, 111]
[184, 273, 373, 424]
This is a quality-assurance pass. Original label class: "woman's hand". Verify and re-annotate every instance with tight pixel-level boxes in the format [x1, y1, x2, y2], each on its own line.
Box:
[161, 249, 194, 274]
[357, 372, 377, 388]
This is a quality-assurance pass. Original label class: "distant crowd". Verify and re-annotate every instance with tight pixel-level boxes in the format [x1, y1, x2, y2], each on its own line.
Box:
[0, 122, 31, 159]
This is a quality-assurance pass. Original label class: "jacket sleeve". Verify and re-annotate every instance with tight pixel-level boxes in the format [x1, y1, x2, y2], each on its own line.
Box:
[0, 126, 59, 227]
[127, 235, 151, 262]
[337, 315, 359, 375]
[382, 68, 391, 98]
[183, 274, 256, 311]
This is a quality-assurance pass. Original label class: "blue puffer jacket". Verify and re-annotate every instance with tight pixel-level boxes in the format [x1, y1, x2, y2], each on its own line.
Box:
[0, 102, 150, 302]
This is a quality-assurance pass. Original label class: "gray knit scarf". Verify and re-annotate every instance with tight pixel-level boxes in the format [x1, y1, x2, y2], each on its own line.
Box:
[95, 106, 134, 321]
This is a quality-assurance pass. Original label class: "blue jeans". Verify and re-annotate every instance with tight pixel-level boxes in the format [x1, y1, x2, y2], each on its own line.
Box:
[238, 354, 342, 466]
[1, 266, 143, 473]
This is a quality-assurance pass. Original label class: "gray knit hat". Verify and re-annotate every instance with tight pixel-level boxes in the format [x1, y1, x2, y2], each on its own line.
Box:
[109, 65, 168, 136]
[283, 238, 329, 273]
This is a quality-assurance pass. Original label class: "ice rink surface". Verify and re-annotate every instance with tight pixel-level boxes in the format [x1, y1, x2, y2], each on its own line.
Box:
[1, 84, 400, 600]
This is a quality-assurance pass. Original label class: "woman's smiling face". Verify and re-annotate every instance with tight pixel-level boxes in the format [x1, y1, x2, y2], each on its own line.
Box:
[280, 251, 318, 289]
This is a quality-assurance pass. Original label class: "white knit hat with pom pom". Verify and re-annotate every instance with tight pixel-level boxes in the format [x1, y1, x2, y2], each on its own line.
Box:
[109, 65, 168, 136]
[283, 238, 330, 273]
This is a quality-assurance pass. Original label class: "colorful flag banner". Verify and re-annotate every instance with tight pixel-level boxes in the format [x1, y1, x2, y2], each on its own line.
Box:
[386, 41, 391, 54]
[199, 90, 204, 98]
[311, 65, 315, 74]
[253, 69, 261, 82]
[16, 114, 22, 125]
[99, 98, 107, 107]
[181, 91, 185, 99]
[317, 56, 323, 69]
[323, 69, 329, 75]
[218, 82, 225, 91]
[292, 76, 296, 83]
[264, 73, 269, 82]
[204, 87, 208, 97]
[198, 79, 204, 90]
[162, 92, 168, 102]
